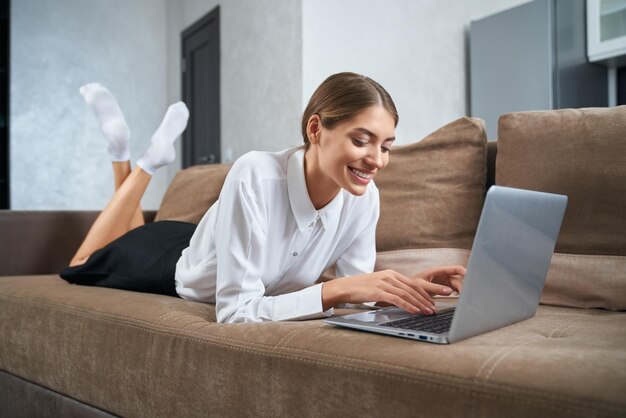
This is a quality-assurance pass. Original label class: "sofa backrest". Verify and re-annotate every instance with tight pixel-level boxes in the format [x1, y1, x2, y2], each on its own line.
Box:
[496, 105, 626, 310]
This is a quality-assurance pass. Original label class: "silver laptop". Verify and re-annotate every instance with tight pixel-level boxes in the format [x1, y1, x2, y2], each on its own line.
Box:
[324, 186, 567, 344]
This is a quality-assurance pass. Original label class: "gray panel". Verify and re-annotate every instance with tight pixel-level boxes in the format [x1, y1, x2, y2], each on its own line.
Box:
[470, 0, 553, 139]
[554, 0, 608, 108]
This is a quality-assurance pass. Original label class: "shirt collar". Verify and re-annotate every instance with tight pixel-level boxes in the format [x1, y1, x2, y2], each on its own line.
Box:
[287, 149, 343, 232]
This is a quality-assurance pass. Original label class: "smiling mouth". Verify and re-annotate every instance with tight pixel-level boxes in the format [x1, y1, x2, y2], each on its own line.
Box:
[349, 167, 375, 181]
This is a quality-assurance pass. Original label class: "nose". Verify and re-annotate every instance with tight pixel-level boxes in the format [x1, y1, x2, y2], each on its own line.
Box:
[365, 147, 385, 169]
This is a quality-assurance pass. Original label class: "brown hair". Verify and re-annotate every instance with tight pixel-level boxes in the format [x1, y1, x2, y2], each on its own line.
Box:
[301, 72, 398, 150]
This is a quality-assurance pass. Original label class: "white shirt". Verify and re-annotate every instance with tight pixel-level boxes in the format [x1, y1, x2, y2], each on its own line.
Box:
[175, 147, 379, 323]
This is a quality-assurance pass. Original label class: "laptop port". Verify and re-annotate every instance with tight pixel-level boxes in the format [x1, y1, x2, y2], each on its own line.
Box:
[419, 335, 427, 341]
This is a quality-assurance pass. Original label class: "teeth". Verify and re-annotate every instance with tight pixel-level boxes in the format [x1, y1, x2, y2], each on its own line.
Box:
[350, 168, 373, 179]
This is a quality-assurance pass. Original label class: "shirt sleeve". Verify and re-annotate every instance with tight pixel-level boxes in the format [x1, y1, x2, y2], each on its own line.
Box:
[214, 180, 332, 323]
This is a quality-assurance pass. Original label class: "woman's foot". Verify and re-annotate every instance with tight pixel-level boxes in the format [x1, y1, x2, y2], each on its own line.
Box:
[80, 83, 131, 162]
[136, 102, 189, 176]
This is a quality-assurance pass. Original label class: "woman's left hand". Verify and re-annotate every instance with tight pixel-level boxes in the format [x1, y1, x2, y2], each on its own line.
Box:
[411, 265, 466, 296]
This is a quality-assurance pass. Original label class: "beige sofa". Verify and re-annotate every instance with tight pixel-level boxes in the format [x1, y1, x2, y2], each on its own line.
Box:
[1, 106, 625, 417]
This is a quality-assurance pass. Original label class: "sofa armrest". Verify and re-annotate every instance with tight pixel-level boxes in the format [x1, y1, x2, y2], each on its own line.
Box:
[0, 210, 156, 276]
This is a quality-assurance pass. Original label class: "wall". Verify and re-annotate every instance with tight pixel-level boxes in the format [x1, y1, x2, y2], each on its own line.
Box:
[11, 0, 533, 209]
[11, 0, 168, 209]
[302, 0, 531, 144]
[167, 0, 303, 177]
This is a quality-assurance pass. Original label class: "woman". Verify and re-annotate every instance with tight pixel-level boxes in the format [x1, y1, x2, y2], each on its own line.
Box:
[62, 73, 465, 323]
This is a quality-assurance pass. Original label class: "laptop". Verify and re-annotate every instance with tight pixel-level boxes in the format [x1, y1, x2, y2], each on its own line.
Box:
[324, 185, 567, 344]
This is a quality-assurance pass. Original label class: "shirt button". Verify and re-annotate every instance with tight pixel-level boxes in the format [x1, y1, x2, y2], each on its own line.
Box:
[292, 252, 298, 257]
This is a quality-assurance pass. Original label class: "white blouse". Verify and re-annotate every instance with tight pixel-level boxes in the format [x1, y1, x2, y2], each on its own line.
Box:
[174, 147, 379, 323]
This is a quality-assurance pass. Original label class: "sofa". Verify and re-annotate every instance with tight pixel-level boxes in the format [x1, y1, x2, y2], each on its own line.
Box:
[1, 106, 625, 418]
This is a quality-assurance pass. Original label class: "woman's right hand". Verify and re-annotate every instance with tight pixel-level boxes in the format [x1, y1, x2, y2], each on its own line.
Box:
[321, 270, 440, 315]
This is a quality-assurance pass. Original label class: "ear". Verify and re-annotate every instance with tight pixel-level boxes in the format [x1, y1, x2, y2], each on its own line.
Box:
[306, 114, 322, 145]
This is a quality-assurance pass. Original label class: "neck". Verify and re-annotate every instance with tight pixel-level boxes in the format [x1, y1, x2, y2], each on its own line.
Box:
[303, 148, 340, 210]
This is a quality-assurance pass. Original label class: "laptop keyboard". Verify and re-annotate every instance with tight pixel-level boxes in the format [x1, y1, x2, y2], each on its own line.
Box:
[379, 308, 455, 334]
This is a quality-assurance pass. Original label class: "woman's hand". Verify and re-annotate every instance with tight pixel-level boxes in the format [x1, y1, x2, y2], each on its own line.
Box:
[322, 270, 439, 315]
[411, 265, 466, 296]
[321, 265, 466, 315]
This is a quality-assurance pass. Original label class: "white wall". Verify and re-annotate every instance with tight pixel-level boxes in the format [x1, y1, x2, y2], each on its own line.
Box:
[10, 0, 532, 209]
[11, 0, 168, 210]
[302, 0, 531, 144]
[167, 0, 303, 177]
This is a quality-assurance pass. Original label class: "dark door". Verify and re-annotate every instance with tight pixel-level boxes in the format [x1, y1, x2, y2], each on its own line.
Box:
[181, 6, 220, 168]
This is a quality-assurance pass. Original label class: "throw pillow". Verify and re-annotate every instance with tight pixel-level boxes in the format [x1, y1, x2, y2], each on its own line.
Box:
[371, 117, 487, 277]
[496, 105, 626, 310]
[155, 163, 232, 224]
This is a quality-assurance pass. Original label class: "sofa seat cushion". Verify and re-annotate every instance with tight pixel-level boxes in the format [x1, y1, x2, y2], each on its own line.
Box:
[1, 276, 624, 417]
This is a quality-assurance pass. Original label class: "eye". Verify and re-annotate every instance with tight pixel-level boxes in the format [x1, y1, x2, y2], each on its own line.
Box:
[352, 138, 367, 147]
[381, 146, 391, 154]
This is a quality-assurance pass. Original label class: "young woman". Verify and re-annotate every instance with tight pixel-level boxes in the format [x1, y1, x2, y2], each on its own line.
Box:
[62, 73, 465, 323]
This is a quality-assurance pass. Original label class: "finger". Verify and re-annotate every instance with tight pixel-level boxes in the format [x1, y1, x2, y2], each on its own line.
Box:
[383, 285, 434, 314]
[394, 274, 435, 305]
[450, 276, 463, 293]
[384, 293, 422, 315]
[420, 280, 453, 296]
[430, 265, 467, 281]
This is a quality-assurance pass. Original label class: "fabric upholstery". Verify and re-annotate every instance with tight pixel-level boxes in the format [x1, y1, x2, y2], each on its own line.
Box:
[0, 210, 156, 276]
[497, 106, 626, 310]
[374, 117, 487, 251]
[543, 253, 626, 310]
[497, 106, 626, 255]
[155, 163, 232, 224]
[1, 275, 624, 418]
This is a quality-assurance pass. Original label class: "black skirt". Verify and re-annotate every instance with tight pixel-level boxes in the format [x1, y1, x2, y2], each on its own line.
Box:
[60, 220, 196, 297]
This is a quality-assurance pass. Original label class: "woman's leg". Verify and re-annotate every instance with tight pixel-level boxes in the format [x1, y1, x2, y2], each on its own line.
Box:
[79, 84, 143, 230]
[70, 98, 189, 267]
[70, 167, 151, 266]
[113, 161, 145, 230]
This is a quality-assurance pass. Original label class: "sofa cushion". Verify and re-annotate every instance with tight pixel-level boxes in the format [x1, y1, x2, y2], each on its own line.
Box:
[1, 275, 625, 417]
[155, 163, 232, 224]
[496, 106, 626, 310]
[374, 117, 487, 252]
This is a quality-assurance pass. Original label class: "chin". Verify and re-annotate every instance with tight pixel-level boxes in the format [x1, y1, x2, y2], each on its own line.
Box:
[343, 183, 369, 196]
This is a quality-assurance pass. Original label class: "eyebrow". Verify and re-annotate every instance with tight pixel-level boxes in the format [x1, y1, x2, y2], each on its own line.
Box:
[352, 127, 396, 142]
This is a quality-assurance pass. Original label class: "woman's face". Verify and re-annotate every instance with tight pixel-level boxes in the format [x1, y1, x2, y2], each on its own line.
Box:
[309, 105, 396, 198]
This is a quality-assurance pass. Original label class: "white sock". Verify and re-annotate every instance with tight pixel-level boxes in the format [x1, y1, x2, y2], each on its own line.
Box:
[136, 102, 189, 176]
[80, 83, 131, 162]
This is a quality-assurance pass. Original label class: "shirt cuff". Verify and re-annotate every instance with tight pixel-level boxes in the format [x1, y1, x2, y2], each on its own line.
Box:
[273, 283, 333, 321]
[336, 301, 381, 310]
